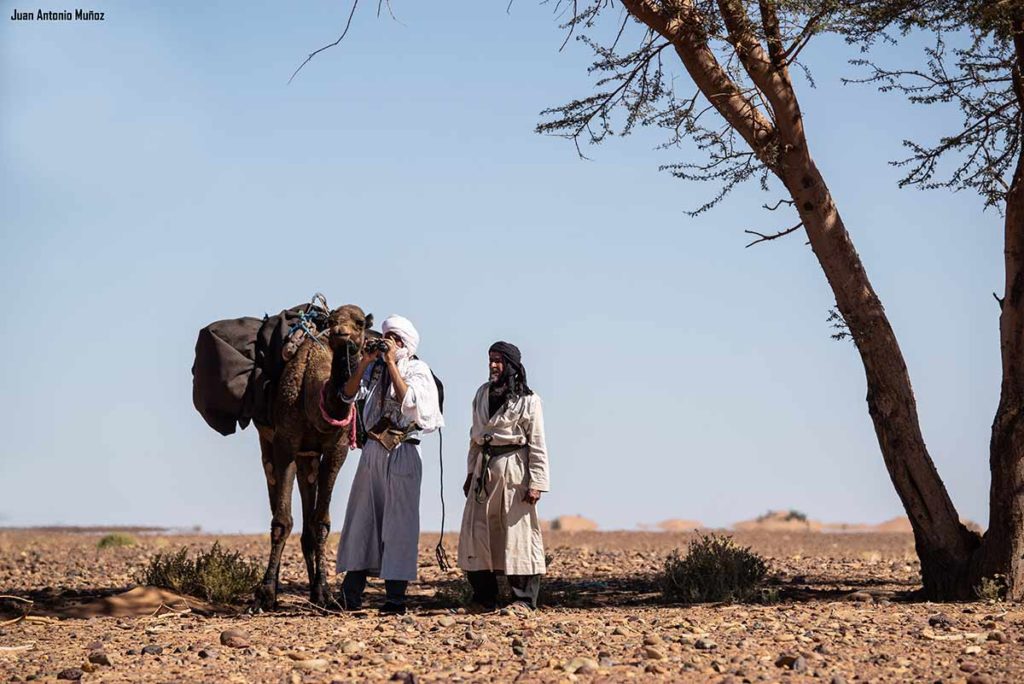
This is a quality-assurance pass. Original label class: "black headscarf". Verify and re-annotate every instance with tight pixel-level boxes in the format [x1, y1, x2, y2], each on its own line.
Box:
[488, 341, 532, 417]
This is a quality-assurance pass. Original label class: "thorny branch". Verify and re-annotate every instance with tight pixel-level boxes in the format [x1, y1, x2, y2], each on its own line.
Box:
[744, 221, 803, 247]
[845, 3, 1024, 210]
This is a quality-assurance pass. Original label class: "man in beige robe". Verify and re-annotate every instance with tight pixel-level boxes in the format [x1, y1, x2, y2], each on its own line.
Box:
[457, 341, 549, 609]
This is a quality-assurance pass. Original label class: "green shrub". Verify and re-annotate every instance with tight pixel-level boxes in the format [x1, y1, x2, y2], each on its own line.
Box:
[660, 532, 769, 603]
[137, 542, 261, 604]
[974, 574, 1007, 602]
[433, 577, 474, 607]
[97, 533, 136, 549]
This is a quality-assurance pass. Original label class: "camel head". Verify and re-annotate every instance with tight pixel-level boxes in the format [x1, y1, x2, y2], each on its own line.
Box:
[326, 304, 372, 356]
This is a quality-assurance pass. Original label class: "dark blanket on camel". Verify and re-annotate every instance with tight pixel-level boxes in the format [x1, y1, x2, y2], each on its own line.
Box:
[192, 304, 327, 436]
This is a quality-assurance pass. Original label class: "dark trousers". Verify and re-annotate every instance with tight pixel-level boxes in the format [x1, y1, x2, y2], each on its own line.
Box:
[466, 570, 540, 609]
[341, 570, 407, 609]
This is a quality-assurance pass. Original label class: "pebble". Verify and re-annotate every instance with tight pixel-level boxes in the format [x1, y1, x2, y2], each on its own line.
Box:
[86, 651, 112, 667]
[645, 662, 668, 674]
[967, 675, 995, 684]
[846, 592, 873, 603]
[198, 648, 217, 659]
[643, 633, 663, 646]
[829, 676, 847, 684]
[56, 670, 83, 681]
[141, 645, 163, 656]
[564, 657, 599, 674]
[219, 629, 250, 649]
[695, 639, 717, 650]
[437, 616, 456, 628]
[987, 630, 1007, 643]
[290, 658, 329, 671]
[928, 613, 952, 629]
[961, 662, 980, 673]
[341, 640, 364, 655]
[775, 654, 807, 672]
[963, 645, 982, 655]
[390, 672, 417, 683]
[643, 645, 667, 660]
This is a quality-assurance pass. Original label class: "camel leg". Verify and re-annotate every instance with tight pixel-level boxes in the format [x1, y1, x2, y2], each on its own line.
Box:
[253, 434, 297, 612]
[310, 444, 348, 607]
[294, 454, 322, 605]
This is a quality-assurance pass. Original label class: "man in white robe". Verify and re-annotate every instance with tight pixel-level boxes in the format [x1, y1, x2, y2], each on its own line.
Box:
[457, 341, 549, 610]
[336, 314, 443, 614]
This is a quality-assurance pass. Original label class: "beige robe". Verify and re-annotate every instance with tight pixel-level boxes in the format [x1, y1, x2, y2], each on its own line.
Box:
[457, 383, 549, 575]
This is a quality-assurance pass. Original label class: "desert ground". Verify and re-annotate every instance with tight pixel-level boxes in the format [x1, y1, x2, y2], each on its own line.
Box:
[1, 528, 1021, 683]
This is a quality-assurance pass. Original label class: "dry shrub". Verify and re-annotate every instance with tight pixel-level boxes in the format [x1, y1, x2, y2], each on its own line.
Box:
[97, 533, 136, 549]
[137, 542, 260, 604]
[974, 575, 1007, 602]
[661, 532, 768, 603]
[434, 577, 474, 607]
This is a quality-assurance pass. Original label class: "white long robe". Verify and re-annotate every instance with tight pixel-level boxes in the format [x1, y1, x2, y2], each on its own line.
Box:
[458, 383, 549, 576]
[336, 357, 443, 581]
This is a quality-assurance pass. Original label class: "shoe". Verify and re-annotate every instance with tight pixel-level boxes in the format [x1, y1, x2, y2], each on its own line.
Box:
[465, 601, 497, 614]
[341, 594, 363, 611]
[380, 601, 407, 615]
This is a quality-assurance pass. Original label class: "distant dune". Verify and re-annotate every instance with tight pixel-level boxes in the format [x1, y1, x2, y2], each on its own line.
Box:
[726, 513, 983, 534]
[638, 519, 706, 532]
[872, 516, 914, 533]
[733, 510, 822, 532]
[544, 515, 599, 532]
[871, 516, 983, 534]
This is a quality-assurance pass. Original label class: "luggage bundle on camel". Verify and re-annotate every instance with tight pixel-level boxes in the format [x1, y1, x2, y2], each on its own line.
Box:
[191, 294, 333, 436]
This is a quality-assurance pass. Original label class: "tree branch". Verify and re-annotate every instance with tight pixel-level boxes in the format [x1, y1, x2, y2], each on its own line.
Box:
[289, 0, 361, 84]
[744, 222, 803, 247]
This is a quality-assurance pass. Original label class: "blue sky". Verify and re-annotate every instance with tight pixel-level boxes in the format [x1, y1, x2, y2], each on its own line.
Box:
[1, 1, 1002, 532]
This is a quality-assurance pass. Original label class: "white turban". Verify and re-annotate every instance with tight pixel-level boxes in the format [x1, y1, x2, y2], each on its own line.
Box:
[381, 314, 420, 357]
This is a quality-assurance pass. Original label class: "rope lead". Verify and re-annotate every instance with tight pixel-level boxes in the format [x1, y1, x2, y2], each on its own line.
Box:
[435, 428, 451, 572]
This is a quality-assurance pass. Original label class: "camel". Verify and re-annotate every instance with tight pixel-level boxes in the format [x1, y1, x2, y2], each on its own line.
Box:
[251, 304, 372, 611]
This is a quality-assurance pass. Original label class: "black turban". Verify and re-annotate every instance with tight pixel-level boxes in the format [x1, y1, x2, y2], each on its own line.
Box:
[488, 341, 532, 416]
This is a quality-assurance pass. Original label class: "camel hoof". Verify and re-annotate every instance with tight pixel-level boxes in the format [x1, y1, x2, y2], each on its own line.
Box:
[309, 583, 334, 610]
[252, 583, 278, 612]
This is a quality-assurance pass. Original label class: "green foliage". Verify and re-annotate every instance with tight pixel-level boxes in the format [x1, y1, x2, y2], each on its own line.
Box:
[137, 542, 260, 605]
[757, 586, 782, 604]
[661, 533, 769, 604]
[96, 533, 136, 549]
[433, 578, 474, 608]
[974, 574, 1007, 602]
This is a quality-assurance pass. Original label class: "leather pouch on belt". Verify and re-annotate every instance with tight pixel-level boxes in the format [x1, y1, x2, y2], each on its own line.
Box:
[367, 417, 409, 451]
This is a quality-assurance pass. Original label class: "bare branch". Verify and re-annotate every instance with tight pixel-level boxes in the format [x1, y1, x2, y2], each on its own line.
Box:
[763, 197, 796, 211]
[289, 0, 360, 84]
[744, 222, 803, 247]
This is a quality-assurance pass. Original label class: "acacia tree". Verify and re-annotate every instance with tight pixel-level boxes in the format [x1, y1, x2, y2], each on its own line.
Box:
[537, 0, 1015, 600]
[839, 1, 1024, 600]
[294, 0, 1021, 598]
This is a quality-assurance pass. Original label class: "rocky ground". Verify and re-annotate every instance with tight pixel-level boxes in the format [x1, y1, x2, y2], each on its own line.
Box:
[1, 529, 1021, 682]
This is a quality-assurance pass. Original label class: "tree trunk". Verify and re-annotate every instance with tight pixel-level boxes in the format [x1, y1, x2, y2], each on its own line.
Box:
[978, 121, 1024, 600]
[782, 159, 982, 599]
